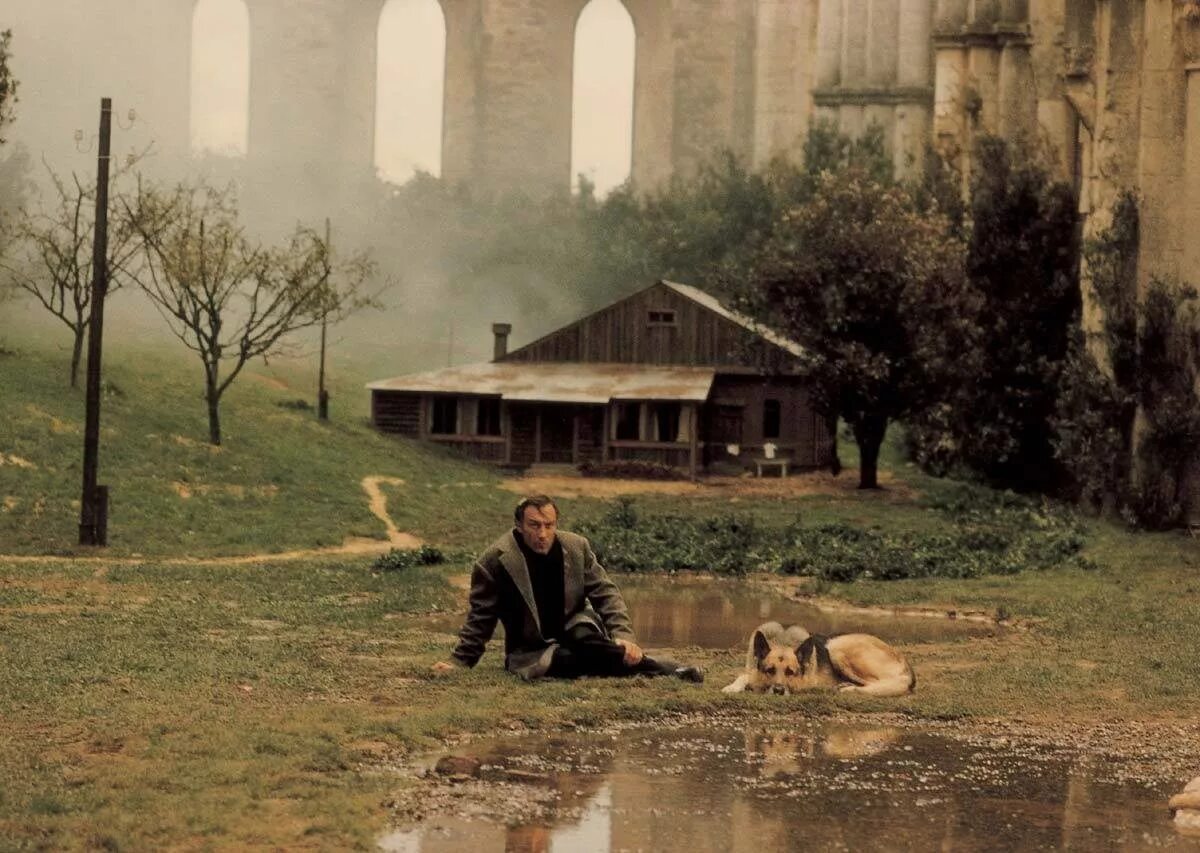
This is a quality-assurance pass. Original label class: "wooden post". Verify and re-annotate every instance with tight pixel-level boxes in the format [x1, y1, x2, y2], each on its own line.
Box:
[689, 402, 699, 480]
[79, 98, 113, 547]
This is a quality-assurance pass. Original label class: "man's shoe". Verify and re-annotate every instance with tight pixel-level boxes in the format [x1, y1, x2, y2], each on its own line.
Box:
[673, 665, 704, 684]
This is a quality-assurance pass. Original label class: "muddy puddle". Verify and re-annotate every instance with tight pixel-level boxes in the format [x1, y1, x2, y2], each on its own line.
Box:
[423, 574, 996, 649]
[381, 719, 1192, 852]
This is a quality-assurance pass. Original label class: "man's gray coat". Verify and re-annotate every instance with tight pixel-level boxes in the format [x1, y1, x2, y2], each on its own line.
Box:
[450, 529, 636, 680]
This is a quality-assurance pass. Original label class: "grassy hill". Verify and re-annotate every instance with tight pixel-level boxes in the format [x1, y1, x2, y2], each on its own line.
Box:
[0, 338, 516, 556]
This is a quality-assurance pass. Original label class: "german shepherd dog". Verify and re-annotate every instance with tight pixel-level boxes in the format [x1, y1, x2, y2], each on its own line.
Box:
[721, 621, 915, 697]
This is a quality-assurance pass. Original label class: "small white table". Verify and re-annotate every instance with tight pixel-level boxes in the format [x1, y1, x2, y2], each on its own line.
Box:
[753, 458, 790, 478]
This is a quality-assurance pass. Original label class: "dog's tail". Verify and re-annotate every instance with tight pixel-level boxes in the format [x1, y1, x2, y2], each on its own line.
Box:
[847, 672, 915, 697]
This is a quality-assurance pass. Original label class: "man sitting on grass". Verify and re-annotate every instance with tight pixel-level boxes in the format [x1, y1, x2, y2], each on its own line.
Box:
[432, 495, 704, 683]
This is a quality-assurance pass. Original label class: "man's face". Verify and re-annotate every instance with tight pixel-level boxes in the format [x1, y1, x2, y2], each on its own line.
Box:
[517, 504, 558, 555]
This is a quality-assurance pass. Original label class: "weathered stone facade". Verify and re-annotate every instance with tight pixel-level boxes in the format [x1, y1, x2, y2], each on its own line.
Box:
[7, 0, 1200, 215]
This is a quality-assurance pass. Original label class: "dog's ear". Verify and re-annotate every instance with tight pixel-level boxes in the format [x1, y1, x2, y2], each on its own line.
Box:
[796, 637, 815, 674]
[753, 629, 771, 663]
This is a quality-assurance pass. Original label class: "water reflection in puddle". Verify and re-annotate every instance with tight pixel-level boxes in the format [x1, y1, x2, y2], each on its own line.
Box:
[381, 721, 1188, 852]
[424, 575, 996, 649]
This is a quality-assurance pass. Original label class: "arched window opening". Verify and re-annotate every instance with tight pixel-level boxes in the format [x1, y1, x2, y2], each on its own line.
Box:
[571, 0, 635, 196]
[375, 0, 446, 184]
[190, 0, 250, 156]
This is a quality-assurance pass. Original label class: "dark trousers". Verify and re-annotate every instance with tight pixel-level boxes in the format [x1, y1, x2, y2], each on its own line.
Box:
[545, 623, 678, 679]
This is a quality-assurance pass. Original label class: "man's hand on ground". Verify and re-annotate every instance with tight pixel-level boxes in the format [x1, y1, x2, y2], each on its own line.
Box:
[430, 661, 457, 674]
[614, 638, 643, 666]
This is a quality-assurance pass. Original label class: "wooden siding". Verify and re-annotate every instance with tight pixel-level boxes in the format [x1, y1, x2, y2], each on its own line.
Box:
[577, 407, 605, 464]
[372, 391, 422, 436]
[509, 404, 537, 466]
[704, 375, 828, 468]
[502, 282, 797, 372]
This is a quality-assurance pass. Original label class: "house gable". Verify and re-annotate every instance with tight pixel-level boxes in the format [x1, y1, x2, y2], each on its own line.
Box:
[500, 280, 801, 372]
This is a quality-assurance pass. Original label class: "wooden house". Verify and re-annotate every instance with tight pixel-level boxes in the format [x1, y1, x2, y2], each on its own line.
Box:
[368, 281, 831, 476]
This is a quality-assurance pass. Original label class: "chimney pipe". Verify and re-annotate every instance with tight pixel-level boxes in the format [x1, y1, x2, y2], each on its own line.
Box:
[492, 323, 512, 361]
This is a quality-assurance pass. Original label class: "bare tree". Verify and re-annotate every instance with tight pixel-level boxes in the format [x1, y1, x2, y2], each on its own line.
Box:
[126, 182, 374, 445]
[0, 162, 144, 385]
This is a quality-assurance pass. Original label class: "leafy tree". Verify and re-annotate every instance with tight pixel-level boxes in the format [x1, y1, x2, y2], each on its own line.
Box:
[743, 167, 977, 489]
[126, 183, 375, 445]
[0, 29, 16, 146]
[908, 136, 1080, 493]
[0, 163, 144, 385]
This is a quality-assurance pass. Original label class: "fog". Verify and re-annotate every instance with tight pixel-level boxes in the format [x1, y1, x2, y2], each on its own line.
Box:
[0, 0, 638, 380]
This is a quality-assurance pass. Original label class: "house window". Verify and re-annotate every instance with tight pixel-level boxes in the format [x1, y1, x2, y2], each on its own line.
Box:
[430, 396, 458, 435]
[476, 398, 501, 436]
[647, 309, 676, 326]
[614, 402, 641, 440]
[649, 402, 682, 442]
[763, 399, 781, 440]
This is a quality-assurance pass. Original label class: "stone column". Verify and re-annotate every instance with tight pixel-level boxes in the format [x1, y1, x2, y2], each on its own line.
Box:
[894, 0, 933, 177]
[439, 0, 484, 188]
[935, 0, 969, 32]
[1136, 0, 1188, 286]
[997, 39, 1036, 141]
[440, 0, 585, 195]
[245, 0, 386, 212]
[1185, 65, 1200, 287]
[624, 0, 676, 188]
[752, 0, 815, 167]
[840, 0, 868, 87]
[1189, 65, 1200, 526]
[814, 0, 844, 124]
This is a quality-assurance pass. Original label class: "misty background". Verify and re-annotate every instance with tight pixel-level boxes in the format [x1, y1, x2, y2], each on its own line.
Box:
[0, 0, 640, 382]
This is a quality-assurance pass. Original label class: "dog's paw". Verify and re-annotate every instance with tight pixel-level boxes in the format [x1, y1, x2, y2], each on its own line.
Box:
[836, 683, 860, 692]
[721, 683, 743, 694]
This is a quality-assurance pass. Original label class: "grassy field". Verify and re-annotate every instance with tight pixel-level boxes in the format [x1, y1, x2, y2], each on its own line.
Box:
[3, 336, 1200, 849]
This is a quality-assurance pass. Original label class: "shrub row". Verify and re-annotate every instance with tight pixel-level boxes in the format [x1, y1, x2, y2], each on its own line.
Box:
[576, 493, 1086, 581]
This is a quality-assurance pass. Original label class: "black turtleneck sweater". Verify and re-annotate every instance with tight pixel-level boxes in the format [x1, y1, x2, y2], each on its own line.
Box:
[514, 530, 565, 641]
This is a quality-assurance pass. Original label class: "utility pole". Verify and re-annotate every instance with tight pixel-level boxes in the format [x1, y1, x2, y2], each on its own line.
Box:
[78, 97, 112, 546]
[317, 217, 330, 421]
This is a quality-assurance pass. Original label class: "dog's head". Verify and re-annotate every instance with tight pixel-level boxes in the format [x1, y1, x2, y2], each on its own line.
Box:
[751, 628, 804, 695]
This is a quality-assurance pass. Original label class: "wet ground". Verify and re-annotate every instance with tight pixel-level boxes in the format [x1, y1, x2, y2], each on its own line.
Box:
[381, 717, 1197, 852]
[424, 574, 996, 649]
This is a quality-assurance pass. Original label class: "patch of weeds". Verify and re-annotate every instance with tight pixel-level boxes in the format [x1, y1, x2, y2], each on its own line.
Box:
[576, 499, 772, 575]
[582, 492, 1086, 582]
[372, 545, 446, 573]
[578, 460, 686, 480]
[276, 399, 312, 411]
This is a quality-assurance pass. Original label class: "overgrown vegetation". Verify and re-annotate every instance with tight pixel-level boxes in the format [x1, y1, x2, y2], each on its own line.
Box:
[907, 136, 1081, 493]
[577, 490, 1085, 581]
[1054, 193, 1200, 528]
[372, 545, 447, 572]
[578, 460, 686, 480]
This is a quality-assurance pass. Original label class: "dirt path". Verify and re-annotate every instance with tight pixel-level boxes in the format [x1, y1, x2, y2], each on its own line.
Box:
[0, 475, 422, 565]
[361, 476, 423, 549]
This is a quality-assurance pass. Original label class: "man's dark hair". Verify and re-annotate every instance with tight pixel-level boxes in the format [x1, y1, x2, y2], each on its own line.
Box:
[514, 495, 558, 524]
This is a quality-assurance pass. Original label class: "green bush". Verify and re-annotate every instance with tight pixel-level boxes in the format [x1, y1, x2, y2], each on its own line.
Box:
[780, 487, 1085, 581]
[371, 545, 446, 573]
[577, 460, 686, 480]
[578, 492, 1085, 581]
[576, 500, 773, 575]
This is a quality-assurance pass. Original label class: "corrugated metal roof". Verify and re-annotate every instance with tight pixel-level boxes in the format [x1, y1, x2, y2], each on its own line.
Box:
[661, 280, 805, 358]
[367, 362, 717, 404]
